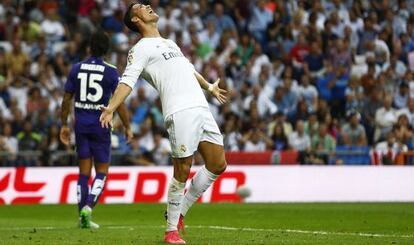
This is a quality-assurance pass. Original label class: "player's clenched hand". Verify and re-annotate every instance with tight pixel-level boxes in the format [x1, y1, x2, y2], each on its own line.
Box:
[210, 78, 227, 104]
[125, 127, 133, 144]
[59, 125, 71, 146]
[100, 106, 113, 128]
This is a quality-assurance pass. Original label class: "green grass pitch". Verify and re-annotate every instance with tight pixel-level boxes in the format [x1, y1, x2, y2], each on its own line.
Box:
[0, 203, 413, 244]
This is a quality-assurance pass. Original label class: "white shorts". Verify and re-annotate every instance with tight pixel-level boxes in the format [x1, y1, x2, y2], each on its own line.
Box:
[165, 107, 223, 158]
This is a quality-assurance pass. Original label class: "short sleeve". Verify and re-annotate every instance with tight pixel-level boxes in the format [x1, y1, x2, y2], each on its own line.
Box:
[64, 65, 77, 93]
[120, 46, 149, 89]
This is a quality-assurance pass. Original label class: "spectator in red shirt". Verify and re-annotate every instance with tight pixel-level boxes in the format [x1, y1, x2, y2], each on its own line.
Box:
[290, 33, 310, 71]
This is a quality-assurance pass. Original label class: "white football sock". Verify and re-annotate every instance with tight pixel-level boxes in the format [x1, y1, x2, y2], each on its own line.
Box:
[166, 178, 186, 232]
[181, 166, 218, 217]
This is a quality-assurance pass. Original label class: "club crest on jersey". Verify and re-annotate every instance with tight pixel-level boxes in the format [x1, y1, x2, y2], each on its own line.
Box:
[127, 49, 134, 65]
[180, 144, 187, 153]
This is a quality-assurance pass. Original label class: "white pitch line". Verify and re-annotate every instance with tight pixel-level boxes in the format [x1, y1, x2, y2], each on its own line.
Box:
[0, 225, 157, 231]
[0, 225, 412, 239]
[0, 226, 61, 231]
[189, 225, 414, 239]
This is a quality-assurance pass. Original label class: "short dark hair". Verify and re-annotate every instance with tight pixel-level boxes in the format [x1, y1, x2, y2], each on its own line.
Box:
[90, 30, 110, 57]
[124, 3, 140, 33]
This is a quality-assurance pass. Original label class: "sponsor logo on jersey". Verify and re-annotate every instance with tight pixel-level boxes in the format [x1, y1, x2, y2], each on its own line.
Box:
[75, 102, 104, 110]
[162, 51, 184, 60]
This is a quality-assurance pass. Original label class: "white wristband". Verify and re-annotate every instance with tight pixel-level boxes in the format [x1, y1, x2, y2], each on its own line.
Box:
[208, 83, 213, 93]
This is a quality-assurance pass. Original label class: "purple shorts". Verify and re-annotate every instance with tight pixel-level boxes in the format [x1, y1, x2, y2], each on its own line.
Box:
[75, 132, 111, 163]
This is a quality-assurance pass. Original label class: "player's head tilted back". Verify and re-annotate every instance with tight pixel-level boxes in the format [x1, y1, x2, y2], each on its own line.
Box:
[90, 30, 110, 57]
[123, 2, 159, 33]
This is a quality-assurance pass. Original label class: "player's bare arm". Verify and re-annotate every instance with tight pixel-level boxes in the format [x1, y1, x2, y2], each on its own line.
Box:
[100, 83, 132, 128]
[116, 102, 133, 143]
[60, 92, 74, 146]
[194, 71, 227, 104]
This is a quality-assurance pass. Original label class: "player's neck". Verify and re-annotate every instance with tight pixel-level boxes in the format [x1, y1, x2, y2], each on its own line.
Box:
[90, 55, 103, 60]
[141, 24, 161, 38]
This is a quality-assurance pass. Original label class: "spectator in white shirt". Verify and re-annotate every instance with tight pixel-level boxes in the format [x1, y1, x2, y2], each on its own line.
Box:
[0, 96, 11, 120]
[198, 19, 220, 52]
[289, 120, 311, 164]
[289, 120, 310, 152]
[40, 9, 65, 43]
[242, 128, 272, 152]
[375, 94, 397, 142]
[330, 11, 345, 38]
[383, 54, 407, 79]
[248, 0, 273, 45]
[375, 131, 408, 165]
[0, 122, 18, 165]
[181, 3, 203, 31]
[243, 84, 277, 119]
[332, 0, 350, 24]
[298, 74, 318, 112]
[223, 114, 242, 151]
[157, 4, 180, 32]
[397, 98, 414, 127]
[7, 77, 29, 116]
[393, 82, 410, 109]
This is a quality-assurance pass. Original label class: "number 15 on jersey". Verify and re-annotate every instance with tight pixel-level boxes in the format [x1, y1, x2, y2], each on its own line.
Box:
[78, 72, 104, 103]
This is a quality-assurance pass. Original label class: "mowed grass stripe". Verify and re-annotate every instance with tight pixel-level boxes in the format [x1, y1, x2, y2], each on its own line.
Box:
[0, 224, 412, 239]
[0, 203, 413, 244]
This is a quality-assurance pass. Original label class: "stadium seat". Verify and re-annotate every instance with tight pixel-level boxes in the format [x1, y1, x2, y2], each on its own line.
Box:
[335, 146, 371, 165]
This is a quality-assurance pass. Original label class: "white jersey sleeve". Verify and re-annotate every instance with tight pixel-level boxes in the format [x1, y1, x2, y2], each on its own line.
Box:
[120, 45, 149, 89]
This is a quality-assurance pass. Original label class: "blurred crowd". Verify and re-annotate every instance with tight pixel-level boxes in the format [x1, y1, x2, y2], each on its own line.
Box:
[1, 0, 414, 166]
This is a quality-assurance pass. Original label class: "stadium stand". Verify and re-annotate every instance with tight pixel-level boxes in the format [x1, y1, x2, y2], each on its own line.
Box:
[1, 0, 414, 166]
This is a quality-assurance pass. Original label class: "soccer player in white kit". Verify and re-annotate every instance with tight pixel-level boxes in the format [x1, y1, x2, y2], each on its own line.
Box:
[99, 3, 228, 244]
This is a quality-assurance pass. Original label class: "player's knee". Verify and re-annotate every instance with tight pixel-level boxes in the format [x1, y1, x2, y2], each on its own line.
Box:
[211, 160, 227, 175]
[217, 160, 227, 174]
[173, 158, 192, 182]
[79, 166, 92, 176]
[94, 163, 109, 174]
[174, 167, 190, 182]
[79, 169, 91, 176]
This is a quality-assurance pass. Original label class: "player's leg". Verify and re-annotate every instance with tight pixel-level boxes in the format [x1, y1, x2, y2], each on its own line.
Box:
[80, 132, 111, 229]
[86, 132, 111, 208]
[85, 162, 109, 208]
[78, 158, 92, 213]
[164, 110, 201, 244]
[166, 156, 192, 231]
[180, 141, 226, 217]
[180, 109, 226, 218]
[164, 156, 191, 244]
[80, 162, 108, 229]
[75, 132, 93, 212]
[75, 132, 96, 228]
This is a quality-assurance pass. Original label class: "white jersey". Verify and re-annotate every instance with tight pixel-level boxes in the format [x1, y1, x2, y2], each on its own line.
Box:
[120, 37, 209, 118]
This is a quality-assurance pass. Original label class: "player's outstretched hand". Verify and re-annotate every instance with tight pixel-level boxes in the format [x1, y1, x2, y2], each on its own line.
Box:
[125, 127, 133, 144]
[211, 78, 227, 104]
[60, 125, 71, 146]
[100, 106, 113, 128]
